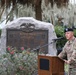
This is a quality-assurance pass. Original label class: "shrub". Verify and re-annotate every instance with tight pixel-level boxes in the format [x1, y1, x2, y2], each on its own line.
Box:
[0, 46, 38, 75]
[54, 25, 64, 37]
[54, 26, 67, 54]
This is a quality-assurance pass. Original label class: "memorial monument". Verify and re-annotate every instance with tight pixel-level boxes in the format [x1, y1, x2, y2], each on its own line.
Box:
[0, 17, 57, 55]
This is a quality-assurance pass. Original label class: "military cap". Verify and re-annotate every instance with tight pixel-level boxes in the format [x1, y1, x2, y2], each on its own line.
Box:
[64, 28, 73, 33]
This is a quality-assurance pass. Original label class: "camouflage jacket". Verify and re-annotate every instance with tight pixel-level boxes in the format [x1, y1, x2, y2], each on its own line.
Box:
[58, 37, 76, 68]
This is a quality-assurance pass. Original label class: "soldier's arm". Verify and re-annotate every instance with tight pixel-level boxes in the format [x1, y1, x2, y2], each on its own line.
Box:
[58, 46, 67, 59]
[68, 42, 76, 64]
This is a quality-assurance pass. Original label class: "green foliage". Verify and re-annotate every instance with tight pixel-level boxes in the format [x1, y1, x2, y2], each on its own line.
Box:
[54, 26, 67, 54]
[0, 46, 38, 75]
[54, 25, 64, 37]
[65, 64, 69, 74]
[74, 29, 76, 37]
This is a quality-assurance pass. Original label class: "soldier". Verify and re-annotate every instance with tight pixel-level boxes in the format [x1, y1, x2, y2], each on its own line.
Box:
[58, 28, 76, 75]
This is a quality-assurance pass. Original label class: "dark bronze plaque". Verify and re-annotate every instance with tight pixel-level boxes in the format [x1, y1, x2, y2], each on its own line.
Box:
[6, 29, 48, 53]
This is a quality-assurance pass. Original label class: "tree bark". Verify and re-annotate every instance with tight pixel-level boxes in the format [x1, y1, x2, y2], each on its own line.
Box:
[35, 0, 42, 21]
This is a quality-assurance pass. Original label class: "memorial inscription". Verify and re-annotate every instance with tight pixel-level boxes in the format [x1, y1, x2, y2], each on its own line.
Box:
[6, 29, 48, 53]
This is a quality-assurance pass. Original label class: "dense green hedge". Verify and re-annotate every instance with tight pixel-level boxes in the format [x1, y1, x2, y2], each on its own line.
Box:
[55, 25, 64, 37]
[54, 25, 66, 48]
[55, 25, 76, 40]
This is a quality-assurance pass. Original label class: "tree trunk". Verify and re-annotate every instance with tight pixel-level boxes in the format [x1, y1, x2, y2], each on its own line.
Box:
[35, 0, 42, 21]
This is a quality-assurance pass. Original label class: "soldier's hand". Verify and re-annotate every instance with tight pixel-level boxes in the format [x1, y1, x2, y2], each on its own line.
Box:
[64, 59, 70, 64]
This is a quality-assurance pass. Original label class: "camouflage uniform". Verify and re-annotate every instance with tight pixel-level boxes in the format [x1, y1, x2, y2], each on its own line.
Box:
[58, 37, 76, 75]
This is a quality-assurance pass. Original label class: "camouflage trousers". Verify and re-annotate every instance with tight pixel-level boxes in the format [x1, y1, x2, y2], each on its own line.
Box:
[68, 68, 76, 75]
